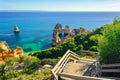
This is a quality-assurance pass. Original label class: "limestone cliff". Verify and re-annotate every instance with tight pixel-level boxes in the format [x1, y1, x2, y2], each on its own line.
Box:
[0, 41, 23, 63]
[52, 32, 61, 46]
[53, 23, 63, 37]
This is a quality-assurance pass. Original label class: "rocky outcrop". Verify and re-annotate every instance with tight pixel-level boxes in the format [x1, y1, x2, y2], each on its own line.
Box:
[0, 41, 23, 64]
[53, 24, 63, 37]
[52, 32, 61, 46]
[52, 24, 70, 46]
[10, 46, 23, 57]
[0, 41, 11, 60]
[70, 27, 90, 36]
[52, 24, 90, 46]
[14, 26, 20, 33]
[79, 27, 90, 34]
[4, 62, 25, 73]
[64, 25, 70, 36]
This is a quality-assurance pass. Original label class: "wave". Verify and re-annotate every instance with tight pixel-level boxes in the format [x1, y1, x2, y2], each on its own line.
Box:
[0, 34, 14, 36]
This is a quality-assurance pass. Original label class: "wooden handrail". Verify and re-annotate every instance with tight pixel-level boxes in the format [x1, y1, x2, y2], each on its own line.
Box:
[52, 50, 80, 80]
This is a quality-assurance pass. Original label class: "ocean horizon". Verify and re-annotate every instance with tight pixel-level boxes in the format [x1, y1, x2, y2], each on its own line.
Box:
[0, 11, 120, 54]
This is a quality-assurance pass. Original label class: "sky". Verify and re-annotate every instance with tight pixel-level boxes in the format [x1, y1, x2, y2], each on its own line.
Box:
[0, 0, 120, 11]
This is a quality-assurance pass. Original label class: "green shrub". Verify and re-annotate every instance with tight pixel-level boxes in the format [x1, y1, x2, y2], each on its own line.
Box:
[11, 68, 52, 80]
[41, 58, 59, 66]
[0, 56, 41, 79]
[98, 17, 120, 64]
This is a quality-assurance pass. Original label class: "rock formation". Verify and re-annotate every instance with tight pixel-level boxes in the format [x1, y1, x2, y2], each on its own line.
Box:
[52, 32, 61, 46]
[53, 24, 63, 37]
[14, 26, 20, 33]
[0, 41, 23, 64]
[79, 27, 90, 34]
[52, 24, 90, 46]
[52, 24, 71, 46]
[64, 25, 70, 36]
[10, 46, 23, 57]
[70, 27, 90, 36]
[0, 41, 10, 53]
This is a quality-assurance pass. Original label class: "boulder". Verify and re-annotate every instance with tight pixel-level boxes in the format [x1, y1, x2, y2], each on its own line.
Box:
[13, 62, 25, 71]
[4, 66, 13, 73]
[42, 64, 52, 68]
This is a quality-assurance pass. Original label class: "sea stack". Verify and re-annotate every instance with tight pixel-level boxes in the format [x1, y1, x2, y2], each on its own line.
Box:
[14, 26, 20, 33]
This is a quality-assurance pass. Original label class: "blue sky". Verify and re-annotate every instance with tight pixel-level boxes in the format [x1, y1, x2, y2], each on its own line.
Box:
[0, 0, 120, 11]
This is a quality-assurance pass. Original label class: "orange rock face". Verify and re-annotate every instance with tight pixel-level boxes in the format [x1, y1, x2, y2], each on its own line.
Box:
[0, 41, 23, 64]
[11, 46, 23, 57]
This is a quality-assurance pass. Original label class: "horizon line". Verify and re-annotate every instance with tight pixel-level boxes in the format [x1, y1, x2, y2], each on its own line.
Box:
[0, 10, 120, 12]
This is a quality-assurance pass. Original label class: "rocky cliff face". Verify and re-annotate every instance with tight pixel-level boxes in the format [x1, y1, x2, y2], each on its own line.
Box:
[52, 32, 61, 46]
[0, 41, 10, 53]
[53, 24, 63, 37]
[11, 46, 23, 57]
[0, 41, 23, 64]
[52, 24, 71, 46]
[71, 27, 90, 36]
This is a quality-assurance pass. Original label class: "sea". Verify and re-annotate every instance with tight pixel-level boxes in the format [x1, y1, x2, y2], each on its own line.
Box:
[0, 11, 120, 54]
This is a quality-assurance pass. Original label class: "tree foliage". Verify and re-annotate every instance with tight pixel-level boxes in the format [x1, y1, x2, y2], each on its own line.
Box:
[98, 17, 120, 64]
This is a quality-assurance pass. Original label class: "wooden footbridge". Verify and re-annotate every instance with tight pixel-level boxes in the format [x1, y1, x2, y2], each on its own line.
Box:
[52, 50, 114, 80]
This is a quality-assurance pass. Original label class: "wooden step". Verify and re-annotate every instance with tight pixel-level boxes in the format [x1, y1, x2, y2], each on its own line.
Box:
[101, 77, 120, 80]
[101, 69, 120, 73]
[101, 63, 120, 68]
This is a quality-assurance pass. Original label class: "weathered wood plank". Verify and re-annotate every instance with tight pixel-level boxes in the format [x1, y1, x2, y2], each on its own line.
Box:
[101, 69, 120, 73]
[102, 63, 120, 68]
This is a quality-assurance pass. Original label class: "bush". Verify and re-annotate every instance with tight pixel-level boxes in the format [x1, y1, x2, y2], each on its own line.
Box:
[0, 56, 41, 80]
[98, 18, 120, 64]
[11, 68, 52, 80]
[41, 58, 59, 66]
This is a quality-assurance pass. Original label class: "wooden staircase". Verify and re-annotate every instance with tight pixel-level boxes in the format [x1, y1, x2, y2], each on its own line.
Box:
[101, 63, 120, 79]
[52, 50, 112, 80]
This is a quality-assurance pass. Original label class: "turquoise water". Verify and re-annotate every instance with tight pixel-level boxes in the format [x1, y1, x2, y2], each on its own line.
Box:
[0, 12, 120, 53]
